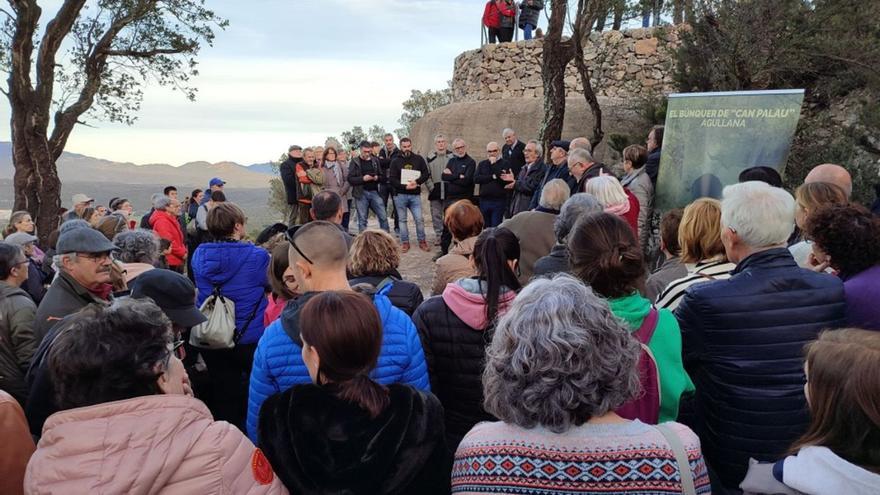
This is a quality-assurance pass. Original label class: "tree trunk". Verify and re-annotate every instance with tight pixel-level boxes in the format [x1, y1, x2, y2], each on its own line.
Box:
[10, 106, 63, 244]
[573, 22, 605, 149]
[539, 0, 573, 160]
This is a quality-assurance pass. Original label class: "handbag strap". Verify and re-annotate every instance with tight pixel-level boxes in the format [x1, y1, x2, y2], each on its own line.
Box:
[233, 296, 262, 344]
[654, 423, 698, 495]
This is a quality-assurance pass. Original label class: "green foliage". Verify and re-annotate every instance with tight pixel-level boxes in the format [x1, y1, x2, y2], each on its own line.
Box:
[637, 94, 667, 126]
[267, 152, 291, 220]
[607, 133, 638, 153]
[674, 0, 880, 103]
[396, 84, 453, 138]
[339, 124, 390, 148]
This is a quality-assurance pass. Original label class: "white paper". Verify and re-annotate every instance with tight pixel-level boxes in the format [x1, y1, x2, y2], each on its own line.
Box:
[400, 169, 420, 185]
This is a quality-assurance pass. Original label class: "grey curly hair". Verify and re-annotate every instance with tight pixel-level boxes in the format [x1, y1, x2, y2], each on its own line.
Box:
[554, 193, 602, 243]
[482, 273, 641, 433]
[113, 229, 160, 264]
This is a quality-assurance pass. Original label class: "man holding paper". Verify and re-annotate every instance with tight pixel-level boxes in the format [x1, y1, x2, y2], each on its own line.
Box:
[390, 137, 431, 253]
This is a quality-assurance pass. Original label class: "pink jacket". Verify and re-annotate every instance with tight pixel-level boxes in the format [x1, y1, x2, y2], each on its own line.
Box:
[25, 395, 288, 495]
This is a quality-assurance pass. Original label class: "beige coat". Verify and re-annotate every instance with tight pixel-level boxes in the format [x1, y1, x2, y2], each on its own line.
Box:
[500, 210, 558, 285]
[25, 394, 288, 495]
[431, 236, 478, 295]
[321, 161, 351, 212]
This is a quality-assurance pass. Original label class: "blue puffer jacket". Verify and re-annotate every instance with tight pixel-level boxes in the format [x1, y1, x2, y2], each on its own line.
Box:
[192, 241, 270, 345]
[246, 286, 431, 441]
[674, 248, 846, 488]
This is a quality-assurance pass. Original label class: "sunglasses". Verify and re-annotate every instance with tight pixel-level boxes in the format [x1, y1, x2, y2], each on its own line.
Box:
[284, 225, 314, 264]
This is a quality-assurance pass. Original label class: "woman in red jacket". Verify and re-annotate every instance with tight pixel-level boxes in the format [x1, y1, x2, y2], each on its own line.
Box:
[149, 196, 187, 272]
[482, 0, 516, 43]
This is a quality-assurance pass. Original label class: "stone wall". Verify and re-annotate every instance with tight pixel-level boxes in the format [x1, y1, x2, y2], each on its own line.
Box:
[452, 27, 681, 102]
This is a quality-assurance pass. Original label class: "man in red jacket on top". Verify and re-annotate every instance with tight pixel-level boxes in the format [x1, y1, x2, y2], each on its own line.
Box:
[149, 196, 187, 273]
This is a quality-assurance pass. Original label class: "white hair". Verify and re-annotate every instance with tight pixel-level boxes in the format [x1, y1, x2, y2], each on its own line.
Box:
[526, 139, 543, 158]
[567, 148, 593, 167]
[539, 179, 571, 210]
[502, 128, 515, 138]
[433, 133, 446, 142]
[154, 196, 172, 210]
[584, 175, 627, 207]
[721, 181, 795, 248]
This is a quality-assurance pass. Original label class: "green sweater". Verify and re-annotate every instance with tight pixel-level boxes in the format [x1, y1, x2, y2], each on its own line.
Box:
[609, 292, 695, 423]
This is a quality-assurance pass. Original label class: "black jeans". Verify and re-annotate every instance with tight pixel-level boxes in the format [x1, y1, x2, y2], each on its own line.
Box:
[199, 343, 256, 432]
[379, 184, 399, 231]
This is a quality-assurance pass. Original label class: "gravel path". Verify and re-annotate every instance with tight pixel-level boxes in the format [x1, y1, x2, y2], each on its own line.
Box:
[359, 193, 440, 298]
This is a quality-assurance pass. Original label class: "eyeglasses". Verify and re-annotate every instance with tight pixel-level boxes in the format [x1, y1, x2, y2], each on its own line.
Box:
[164, 338, 186, 366]
[284, 226, 313, 264]
[77, 252, 113, 262]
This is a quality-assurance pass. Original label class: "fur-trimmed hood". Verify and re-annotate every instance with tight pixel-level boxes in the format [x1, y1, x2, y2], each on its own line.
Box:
[258, 383, 450, 495]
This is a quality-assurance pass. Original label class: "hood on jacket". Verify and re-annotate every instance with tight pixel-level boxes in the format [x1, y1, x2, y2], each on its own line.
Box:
[450, 236, 478, 257]
[442, 278, 516, 330]
[193, 241, 257, 286]
[608, 292, 651, 331]
[781, 446, 880, 495]
[258, 383, 447, 495]
[0, 280, 28, 299]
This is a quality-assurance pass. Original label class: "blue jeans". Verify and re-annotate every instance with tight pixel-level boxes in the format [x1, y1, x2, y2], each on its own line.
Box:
[480, 197, 507, 228]
[394, 194, 426, 243]
[356, 190, 389, 232]
[523, 23, 535, 40]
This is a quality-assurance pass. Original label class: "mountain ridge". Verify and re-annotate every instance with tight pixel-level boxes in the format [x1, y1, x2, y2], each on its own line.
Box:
[0, 142, 276, 189]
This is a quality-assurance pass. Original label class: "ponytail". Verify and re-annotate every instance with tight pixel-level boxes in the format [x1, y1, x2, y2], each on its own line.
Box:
[299, 291, 390, 418]
[333, 373, 390, 419]
[568, 213, 646, 299]
[474, 228, 522, 324]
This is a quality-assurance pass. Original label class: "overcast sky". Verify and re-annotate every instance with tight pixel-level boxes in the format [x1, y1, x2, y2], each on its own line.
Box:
[0, 0, 512, 166]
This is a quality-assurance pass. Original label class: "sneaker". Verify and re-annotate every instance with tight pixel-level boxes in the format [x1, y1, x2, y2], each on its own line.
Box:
[401, 242, 410, 253]
[419, 240, 430, 252]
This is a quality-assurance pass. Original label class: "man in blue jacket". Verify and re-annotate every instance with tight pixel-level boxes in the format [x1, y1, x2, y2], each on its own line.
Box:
[247, 221, 430, 441]
[674, 181, 846, 491]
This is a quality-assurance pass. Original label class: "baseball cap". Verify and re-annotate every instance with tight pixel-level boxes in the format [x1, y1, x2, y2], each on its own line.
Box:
[550, 140, 571, 152]
[130, 269, 207, 328]
[4, 232, 38, 247]
[57, 227, 118, 254]
[71, 193, 94, 205]
[209, 177, 226, 187]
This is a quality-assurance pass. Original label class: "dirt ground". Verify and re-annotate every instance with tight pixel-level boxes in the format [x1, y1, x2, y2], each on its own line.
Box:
[359, 193, 440, 298]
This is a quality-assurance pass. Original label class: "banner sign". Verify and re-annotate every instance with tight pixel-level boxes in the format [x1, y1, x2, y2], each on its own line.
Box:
[655, 89, 805, 211]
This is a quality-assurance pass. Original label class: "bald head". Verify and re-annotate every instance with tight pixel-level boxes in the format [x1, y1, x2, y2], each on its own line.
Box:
[289, 221, 348, 269]
[805, 163, 852, 198]
[569, 137, 592, 153]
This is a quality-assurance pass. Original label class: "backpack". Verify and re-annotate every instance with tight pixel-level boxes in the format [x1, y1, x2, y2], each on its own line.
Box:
[615, 307, 661, 424]
[482, 1, 501, 28]
[189, 285, 261, 349]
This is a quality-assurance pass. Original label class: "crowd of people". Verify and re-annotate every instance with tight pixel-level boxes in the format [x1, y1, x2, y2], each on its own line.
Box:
[1, 123, 879, 495]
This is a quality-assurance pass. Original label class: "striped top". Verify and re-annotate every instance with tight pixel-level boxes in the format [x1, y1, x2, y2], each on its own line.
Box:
[655, 258, 737, 310]
[452, 420, 711, 494]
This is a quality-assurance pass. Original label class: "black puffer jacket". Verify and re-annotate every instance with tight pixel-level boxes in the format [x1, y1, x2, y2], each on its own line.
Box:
[674, 248, 846, 488]
[412, 279, 517, 452]
[349, 271, 424, 316]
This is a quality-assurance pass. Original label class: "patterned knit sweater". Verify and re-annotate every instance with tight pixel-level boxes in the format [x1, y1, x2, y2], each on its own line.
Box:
[452, 420, 711, 494]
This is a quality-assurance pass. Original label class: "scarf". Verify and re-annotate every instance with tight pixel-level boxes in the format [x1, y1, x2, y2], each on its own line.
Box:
[604, 200, 631, 216]
[325, 160, 343, 184]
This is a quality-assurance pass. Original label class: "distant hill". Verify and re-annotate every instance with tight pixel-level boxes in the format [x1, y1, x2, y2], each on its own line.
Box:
[246, 162, 276, 174]
[0, 142, 276, 188]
